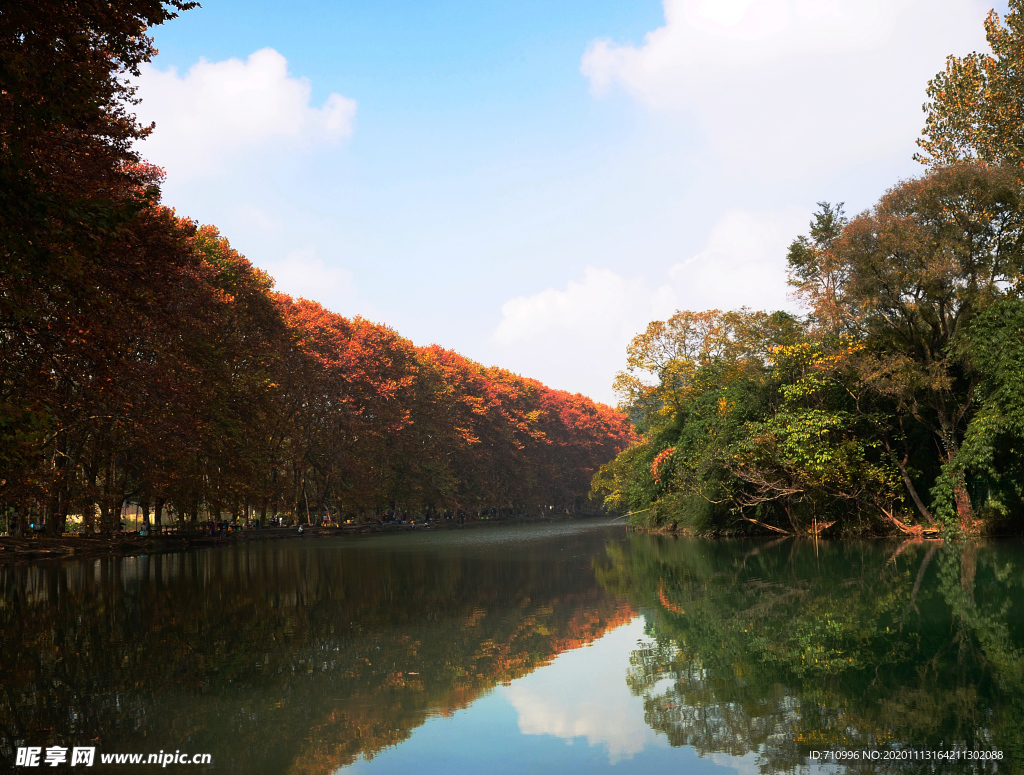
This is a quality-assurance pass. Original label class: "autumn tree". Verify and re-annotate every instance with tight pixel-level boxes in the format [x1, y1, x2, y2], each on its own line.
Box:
[1, 0, 195, 422]
[1, 0, 196, 529]
[917, 0, 1024, 166]
[278, 297, 419, 521]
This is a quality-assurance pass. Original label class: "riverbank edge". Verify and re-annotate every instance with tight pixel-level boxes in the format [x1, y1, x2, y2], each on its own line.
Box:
[0, 513, 615, 564]
[624, 523, 954, 538]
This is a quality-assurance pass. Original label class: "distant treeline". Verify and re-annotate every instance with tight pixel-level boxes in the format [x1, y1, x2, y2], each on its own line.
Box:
[593, 2, 1024, 536]
[0, 2, 632, 533]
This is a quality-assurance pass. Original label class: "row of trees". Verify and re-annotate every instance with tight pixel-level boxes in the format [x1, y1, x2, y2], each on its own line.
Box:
[0, 1, 633, 533]
[592, 1, 1024, 535]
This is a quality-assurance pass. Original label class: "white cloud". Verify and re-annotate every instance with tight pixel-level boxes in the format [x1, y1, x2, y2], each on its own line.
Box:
[669, 206, 808, 312]
[490, 267, 675, 404]
[711, 752, 772, 775]
[136, 48, 356, 178]
[581, 0, 989, 179]
[490, 207, 808, 403]
[493, 267, 675, 347]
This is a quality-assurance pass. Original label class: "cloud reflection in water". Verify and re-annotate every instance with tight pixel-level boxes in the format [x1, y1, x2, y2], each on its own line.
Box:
[504, 617, 665, 764]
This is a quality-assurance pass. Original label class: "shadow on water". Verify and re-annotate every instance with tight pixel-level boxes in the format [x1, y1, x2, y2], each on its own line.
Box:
[596, 534, 1024, 773]
[0, 521, 634, 774]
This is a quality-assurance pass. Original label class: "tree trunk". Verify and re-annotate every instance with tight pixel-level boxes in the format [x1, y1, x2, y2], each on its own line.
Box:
[154, 498, 165, 533]
[883, 433, 936, 525]
[955, 481, 976, 533]
[946, 446, 976, 534]
[83, 501, 96, 534]
[50, 444, 69, 534]
[48, 486, 68, 534]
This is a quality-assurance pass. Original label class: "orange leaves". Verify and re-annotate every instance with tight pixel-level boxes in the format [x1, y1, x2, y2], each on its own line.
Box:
[388, 343, 634, 511]
[4, 153, 631, 523]
[219, 293, 637, 517]
[651, 447, 676, 484]
[918, 2, 1024, 167]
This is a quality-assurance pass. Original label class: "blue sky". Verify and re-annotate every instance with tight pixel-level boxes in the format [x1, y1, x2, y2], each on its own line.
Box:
[139, 0, 1003, 404]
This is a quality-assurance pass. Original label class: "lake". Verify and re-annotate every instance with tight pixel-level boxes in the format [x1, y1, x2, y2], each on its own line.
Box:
[0, 520, 1020, 773]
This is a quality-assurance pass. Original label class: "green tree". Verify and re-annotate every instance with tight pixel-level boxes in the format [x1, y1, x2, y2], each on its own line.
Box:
[595, 309, 824, 533]
[788, 164, 1024, 531]
[932, 297, 1024, 527]
[730, 339, 902, 533]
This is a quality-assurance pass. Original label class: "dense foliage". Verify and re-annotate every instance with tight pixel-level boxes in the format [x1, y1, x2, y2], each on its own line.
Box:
[594, 166, 1024, 535]
[0, 1, 632, 533]
[592, 2, 1024, 536]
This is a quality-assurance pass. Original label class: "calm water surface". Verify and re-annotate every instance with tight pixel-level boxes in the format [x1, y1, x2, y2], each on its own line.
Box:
[1, 521, 1022, 773]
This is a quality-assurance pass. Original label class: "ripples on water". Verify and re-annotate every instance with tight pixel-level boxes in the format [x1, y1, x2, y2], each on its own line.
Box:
[1, 522, 1022, 773]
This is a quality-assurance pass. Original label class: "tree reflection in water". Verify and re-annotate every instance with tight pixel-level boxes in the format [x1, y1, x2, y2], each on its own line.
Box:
[0, 531, 634, 774]
[596, 535, 1024, 773]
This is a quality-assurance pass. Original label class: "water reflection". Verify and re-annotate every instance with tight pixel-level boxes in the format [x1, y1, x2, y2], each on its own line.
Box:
[3, 527, 1024, 773]
[597, 536, 1024, 773]
[344, 616, 731, 775]
[0, 523, 634, 773]
[506, 619, 663, 763]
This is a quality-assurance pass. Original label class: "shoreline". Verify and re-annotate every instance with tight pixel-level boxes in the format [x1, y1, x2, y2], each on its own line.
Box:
[0, 514, 612, 564]
[626, 525, 946, 539]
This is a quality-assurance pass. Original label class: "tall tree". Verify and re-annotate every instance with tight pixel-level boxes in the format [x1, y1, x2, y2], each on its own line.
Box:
[1, 0, 196, 528]
[788, 164, 1024, 529]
